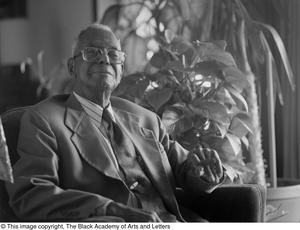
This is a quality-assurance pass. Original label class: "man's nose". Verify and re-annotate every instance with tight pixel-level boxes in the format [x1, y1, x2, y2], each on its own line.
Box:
[97, 51, 110, 64]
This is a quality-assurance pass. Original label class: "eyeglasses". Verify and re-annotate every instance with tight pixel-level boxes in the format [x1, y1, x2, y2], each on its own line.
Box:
[73, 47, 126, 64]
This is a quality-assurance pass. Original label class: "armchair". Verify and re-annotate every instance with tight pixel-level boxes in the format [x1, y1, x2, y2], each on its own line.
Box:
[0, 106, 266, 222]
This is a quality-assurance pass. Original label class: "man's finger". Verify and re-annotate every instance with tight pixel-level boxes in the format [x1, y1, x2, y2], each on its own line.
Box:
[211, 150, 223, 178]
[202, 165, 216, 183]
[188, 153, 201, 166]
[193, 145, 206, 161]
[210, 150, 223, 179]
[203, 148, 222, 182]
[191, 154, 206, 176]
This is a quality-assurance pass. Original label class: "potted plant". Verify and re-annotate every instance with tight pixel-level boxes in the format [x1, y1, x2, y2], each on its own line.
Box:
[101, 0, 298, 221]
[114, 30, 254, 183]
[101, 0, 263, 184]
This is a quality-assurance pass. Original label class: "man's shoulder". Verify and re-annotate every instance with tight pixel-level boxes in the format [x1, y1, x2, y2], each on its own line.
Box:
[26, 94, 69, 117]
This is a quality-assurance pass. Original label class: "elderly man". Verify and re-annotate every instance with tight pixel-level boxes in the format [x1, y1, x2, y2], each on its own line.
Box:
[6, 24, 224, 222]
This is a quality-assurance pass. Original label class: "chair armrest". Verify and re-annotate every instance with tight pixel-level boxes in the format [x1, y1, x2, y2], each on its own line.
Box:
[176, 184, 266, 222]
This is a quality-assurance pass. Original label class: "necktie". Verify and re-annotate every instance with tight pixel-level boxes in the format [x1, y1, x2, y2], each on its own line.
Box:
[101, 108, 125, 148]
[101, 108, 134, 178]
[101, 108, 142, 208]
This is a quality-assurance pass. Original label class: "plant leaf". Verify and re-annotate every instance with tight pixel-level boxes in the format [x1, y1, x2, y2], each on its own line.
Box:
[223, 66, 249, 91]
[234, 0, 253, 22]
[214, 87, 236, 106]
[214, 40, 227, 50]
[224, 133, 242, 156]
[165, 59, 185, 72]
[165, 29, 176, 44]
[229, 113, 253, 138]
[236, 0, 295, 91]
[214, 122, 228, 138]
[256, 21, 295, 91]
[100, 4, 122, 30]
[114, 73, 149, 99]
[202, 135, 240, 161]
[151, 70, 180, 87]
[136, 79, 151, 98]
[146, 88, 173, 112]
[227, 86, 248, 112]
[162, 103, 195, 137]
[205, 51, 237, 67]
[191, 100, 231, 125]
[166, 116, 194, 138]
[150, 50, 170, 68]
[259, 32, 285, 106]
[189, 60, 226, 76]
[241, 136, 249, 149]
[161, 105, 184, 133]
[272, 57, 284, 105]
[223, 163, 240, 182]
[195, 41, 237, 66]
[171, 36, 193, 54]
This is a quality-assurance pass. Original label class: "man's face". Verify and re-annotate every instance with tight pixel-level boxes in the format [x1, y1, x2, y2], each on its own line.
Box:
[71, 28, 123, 102]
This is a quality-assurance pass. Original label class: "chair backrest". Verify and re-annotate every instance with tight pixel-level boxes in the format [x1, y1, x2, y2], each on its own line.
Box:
[0, 107, 29, 221]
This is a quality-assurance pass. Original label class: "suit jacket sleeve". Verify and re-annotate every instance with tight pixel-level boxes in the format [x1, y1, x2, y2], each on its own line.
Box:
[5, 109, 112, 221]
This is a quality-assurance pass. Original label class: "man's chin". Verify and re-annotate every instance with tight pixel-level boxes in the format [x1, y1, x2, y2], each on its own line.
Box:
[97, 81, 117, 92]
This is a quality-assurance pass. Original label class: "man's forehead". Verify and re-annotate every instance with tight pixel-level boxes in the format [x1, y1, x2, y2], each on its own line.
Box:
[78, 27, 121, 50]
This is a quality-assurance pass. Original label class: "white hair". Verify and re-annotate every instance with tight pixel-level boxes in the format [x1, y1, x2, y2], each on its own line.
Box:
[71, 23, 120, 56]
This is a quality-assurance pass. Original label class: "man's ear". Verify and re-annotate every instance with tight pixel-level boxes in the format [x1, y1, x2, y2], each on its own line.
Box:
[67, 58, 75, 76]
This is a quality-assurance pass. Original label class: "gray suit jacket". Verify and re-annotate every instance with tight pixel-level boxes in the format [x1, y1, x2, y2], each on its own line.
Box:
[6, 94, 217, 221]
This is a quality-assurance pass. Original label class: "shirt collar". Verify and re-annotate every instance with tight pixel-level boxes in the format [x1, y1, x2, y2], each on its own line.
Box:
[73, 92, 116, 122]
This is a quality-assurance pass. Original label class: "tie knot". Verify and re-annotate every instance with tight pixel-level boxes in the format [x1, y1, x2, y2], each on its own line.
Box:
[102, 107, 112, 123]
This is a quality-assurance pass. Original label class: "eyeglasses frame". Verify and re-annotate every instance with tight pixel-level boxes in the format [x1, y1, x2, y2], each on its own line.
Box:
[72, 46, 126, 64]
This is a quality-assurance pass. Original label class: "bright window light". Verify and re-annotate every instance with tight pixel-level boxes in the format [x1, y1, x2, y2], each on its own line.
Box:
[151, 81, 159, 88]
[195, 74, 203, 80]
[159, 22, 165, 32]
[195, 74, 212, 87]
[147, 39, 159, 51]
[135, 6, 152, 25]
[146, 51, 154, 60]
[136, 18, 156, 38]
[202, 81, 211, 87]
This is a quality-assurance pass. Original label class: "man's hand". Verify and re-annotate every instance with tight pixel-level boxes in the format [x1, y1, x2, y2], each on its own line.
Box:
[186, 145, 223, 184]
[106, 202, 162, 222]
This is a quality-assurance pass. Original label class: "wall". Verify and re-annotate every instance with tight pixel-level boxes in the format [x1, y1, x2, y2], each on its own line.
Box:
[0, 18, 30, 65]
[281, 0, 300, 178]
[0, 0, 94, 112]
[27, 0, 93, 73]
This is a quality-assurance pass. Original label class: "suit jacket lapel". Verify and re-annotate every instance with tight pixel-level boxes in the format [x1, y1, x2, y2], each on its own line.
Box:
[114, 108, 181, 217]
[64, 94, 122, 181]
